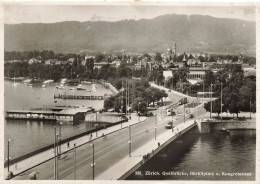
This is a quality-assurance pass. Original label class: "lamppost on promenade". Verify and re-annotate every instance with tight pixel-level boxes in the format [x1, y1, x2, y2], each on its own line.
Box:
[184, 103, 186, 124]
[56, 134, 59, 180]
[210, 83, 213, 119]
[221, 83, 223, 122]
[91, 143, 95, 180]
[138, 102, 140, 123]
[6, 139, 11, 173]
[73, 143, 76, 180]
[95, 124, 98, 137]
[171, 108, 174, 133]
[128, 126, 131, 157]
[121, 105, 123, 128]
[53, 126, 57, 180]
[125, 80, 128, 116]
[59, 122, 62, 154]
[155, 114, 157, 140]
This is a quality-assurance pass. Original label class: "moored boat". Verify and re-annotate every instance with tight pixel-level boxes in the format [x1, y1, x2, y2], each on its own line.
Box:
[43, 79, 54, 84]
[56, 86, 64, 90]
[76, 87, 86, 90]
[22, 79, 32, 83]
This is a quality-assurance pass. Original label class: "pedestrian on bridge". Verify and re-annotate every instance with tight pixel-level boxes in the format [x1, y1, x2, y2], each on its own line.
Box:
[67, 142, 70, 148]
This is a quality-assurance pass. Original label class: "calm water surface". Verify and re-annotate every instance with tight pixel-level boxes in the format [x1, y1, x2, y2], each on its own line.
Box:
[128, 130, 256, 180]
[4, 80, 113, 159]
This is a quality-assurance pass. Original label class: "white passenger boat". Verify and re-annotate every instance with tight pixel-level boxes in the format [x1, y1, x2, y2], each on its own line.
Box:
[22, 79, 32, 83]
[43, 79, 54, 84]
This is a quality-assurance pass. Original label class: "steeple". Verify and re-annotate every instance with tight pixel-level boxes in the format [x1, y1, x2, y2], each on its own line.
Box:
[182, 54, 187, 62]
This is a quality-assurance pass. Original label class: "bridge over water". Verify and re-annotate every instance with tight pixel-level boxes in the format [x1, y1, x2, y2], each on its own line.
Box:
[5, 103, 209, 180]
[5, 97, 254, 180]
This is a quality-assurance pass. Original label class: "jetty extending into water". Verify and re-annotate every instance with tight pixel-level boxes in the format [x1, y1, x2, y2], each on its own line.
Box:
[53, 94, 111, 100]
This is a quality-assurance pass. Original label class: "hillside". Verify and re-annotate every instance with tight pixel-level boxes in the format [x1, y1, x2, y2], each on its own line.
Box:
[4, 14, 256, 54]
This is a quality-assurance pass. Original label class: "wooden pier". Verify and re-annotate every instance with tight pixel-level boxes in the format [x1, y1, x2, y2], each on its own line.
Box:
[53, 94, 110, 100]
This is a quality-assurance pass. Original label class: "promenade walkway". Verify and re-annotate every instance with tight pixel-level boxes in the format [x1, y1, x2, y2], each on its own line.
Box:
[5, 113, 146, 179]
[150, 82, 213, 103]
[96, 113, 207, 180]
[150, 82, 192, 99]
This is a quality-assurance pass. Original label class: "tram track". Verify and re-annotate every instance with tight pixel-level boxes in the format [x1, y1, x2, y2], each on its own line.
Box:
[40, 118, 169, 180]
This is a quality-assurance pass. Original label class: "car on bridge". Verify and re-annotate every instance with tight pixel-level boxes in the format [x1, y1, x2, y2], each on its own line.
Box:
[178, 97, 187, 105]
[165, 121, 174, 129]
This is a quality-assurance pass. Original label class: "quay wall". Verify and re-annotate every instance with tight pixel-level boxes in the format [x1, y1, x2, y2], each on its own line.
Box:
[4, 119, 128, 167]
[119, 119, 256, 179]
[119, 121, 197, 180]
[193, 120, 256, 134]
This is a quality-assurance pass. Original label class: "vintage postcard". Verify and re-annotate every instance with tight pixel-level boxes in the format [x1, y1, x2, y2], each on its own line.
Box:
[0, 1, 259, 183]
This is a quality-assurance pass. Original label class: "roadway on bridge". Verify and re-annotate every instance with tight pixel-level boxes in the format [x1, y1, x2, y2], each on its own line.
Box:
[13, 104, 206, 180]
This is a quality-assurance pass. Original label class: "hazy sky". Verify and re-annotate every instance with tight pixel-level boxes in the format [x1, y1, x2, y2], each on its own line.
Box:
[4, 4, 255, 24]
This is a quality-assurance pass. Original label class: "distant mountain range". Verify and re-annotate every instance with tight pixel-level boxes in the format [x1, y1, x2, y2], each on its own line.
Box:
[4, 14, 256, 54]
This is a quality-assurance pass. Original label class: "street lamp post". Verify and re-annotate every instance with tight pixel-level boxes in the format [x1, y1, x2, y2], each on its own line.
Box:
[138, 102, 140, 123]
[129, 126, 131, 157]
[56, 134, 59, 180]
[53, 126, 57, 180]
[73, 143, 76, 180]
[95, 124, 98, 137]
[121, 106, 123, 128]
[184, 104, 186, 124]
[210, 83, 213, 119]
[221, 83, 223, 122]
[171, 109, 174, 133]
[126, 80, 128, 115]
[91, 143, 95, 180]
[59, 122, 62, 154]
[7, 139, 11, 173]
[155, 114, 157, 140]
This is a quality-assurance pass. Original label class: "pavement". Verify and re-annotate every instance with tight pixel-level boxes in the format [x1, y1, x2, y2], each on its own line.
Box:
[150, 82, 192, 100]
[96, 110, 208, 180]
[150, 82, 213, 104]
[4, 113, 147, 179]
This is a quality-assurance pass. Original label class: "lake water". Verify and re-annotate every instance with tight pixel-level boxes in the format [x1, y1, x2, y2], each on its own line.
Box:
[127, 130, 256, 180]
[4, 80, 113, 159]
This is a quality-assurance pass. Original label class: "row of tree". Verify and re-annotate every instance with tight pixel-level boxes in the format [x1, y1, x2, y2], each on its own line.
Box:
[4, 50, 82, 61]
[104, 79, 168, 114]
[203, 65, 256, 117]
[160, 64, 255, 117]
[5, 62, 83, 81]
[4, 58, 145, 82]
